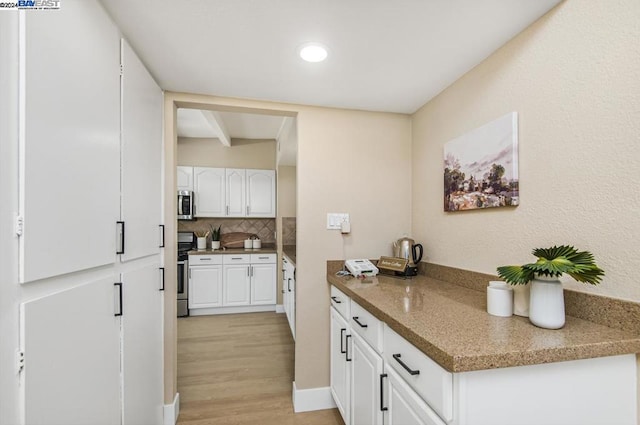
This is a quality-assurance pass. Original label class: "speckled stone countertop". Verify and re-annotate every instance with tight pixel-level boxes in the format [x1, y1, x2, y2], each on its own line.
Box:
[188, 244, 277, 255]
[283, 245, 296, 266]
[327, 266, 640, 373]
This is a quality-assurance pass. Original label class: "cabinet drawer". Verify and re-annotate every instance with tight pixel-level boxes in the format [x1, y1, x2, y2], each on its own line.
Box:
[223, 254, 251, 264]
[383, 326, 453, 422]
[189, 255, 223, 265]
[350, 301, 383, 353]
[250, 253, 276, 264]
[330, 285, 350, 320]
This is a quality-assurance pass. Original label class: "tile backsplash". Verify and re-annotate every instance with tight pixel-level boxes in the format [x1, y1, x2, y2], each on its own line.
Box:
[282, 217, 296, 245]
[178, 218, 276, 243]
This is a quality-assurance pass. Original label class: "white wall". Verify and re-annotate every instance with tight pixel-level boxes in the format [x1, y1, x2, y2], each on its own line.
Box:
[411, 0, 640, 302]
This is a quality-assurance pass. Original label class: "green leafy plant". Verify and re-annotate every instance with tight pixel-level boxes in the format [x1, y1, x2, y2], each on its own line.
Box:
[210, 225, 221, 241]
[497, 245, 604, 286]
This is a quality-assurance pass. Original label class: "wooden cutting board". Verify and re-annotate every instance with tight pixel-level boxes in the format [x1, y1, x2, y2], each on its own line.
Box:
[221, 232, 256, 248]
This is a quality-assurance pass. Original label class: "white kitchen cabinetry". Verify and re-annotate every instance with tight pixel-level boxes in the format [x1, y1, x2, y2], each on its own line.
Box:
[194, 167, 226, 217]
[177, 166, 194, 191]
[351, 331, 384, 425]
[250, 254, 277, 305]
[246, 169, 276, 217]
[385, 366, 445, 425]
[226, 168, 246, 217]
[189, 255, 224, 308]
[19, 0, 121, 283]
[120, 39, 163, 262]
[283, 256, 296, 338]
[330, 306, 351, 425]
[223, 255, 251, 306]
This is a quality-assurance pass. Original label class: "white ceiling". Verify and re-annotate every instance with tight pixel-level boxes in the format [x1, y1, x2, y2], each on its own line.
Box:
[100, 0, 561, 114]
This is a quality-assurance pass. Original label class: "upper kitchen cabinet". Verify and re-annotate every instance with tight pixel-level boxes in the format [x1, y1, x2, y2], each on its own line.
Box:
[177, 166, 194, 191]
[247, 169, 276, 217]
[120, 39, 163, 262]
[19, 0, 121, 282]
[194, 167, 226, 217]
[226, 168, 246, 217]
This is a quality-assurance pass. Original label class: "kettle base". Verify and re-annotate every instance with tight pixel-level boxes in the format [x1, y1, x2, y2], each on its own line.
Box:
[395, 265, 419, 277]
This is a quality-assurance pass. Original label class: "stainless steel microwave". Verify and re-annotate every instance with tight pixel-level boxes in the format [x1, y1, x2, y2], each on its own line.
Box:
[177, 190, 194, 220]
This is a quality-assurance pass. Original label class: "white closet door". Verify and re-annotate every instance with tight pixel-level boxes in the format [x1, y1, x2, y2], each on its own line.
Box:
[21, 277, 121, 425]
[246, 169, 276, 217]
[121, 264, 164, 425]
[19, 0, 121, 282]
[120, 39, 163, 262]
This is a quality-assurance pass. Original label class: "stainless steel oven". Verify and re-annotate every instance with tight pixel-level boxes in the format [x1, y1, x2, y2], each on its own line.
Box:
[177, 231, 195, 317]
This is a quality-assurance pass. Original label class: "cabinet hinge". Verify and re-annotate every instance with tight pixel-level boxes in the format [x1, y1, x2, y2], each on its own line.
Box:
[16, 350, 24, 374]
[15, 215, 23, 237]
[119, 64, 123, 76]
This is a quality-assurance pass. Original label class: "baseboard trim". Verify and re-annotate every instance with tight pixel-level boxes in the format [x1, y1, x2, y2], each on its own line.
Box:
[276, 304, 285, 313]
[292, 382, 337, 412]
[163, 392, 179, 425]
[189, 305, 275, 316]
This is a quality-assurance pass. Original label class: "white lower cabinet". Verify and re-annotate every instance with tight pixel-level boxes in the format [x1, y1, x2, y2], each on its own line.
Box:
[189, 256, 223, 308]
[351, 331, 384, 425]
[283, 256, 296, 338]
[223, 264, 251, 306]
[251, 262, 277, 304]
[330, 307, 351, 424]
[385, 366, 445, 425]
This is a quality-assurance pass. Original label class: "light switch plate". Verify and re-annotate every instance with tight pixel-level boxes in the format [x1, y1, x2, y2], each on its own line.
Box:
[327, 213, 350, 230]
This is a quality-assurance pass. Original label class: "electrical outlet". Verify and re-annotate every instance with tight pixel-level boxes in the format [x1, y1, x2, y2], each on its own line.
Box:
[327, 213, 350, 230]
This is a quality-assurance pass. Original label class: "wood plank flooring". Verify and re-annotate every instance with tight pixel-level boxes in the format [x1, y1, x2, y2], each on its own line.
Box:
[177, 312, 344, 425]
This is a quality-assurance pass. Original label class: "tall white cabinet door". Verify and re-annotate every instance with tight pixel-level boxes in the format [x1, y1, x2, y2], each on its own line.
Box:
[120, 39, 163, 262]
[194, 167, 226, 217]
[351, 332, 384, 425]
[21, 277, 121, 425]
[330, 307, 350, 424]
[386, 366, 446, 425]
[177, 166, 194, 191]
[225, 168, 246, 217]
[246, 169, 276, 217]
[223, 265, 251, 306]
[19, 0, 121, 282]
[251, 263, 276, 304]
[121, 264, 163, 425]
[189, 266, 223, 308]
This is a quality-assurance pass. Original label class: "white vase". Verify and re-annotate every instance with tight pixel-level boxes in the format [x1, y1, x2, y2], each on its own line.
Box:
[211, 241, 220, 250]
[529, 275, 565, 329]
[512, 283, 530, 317]
[196, 237, 206, 250]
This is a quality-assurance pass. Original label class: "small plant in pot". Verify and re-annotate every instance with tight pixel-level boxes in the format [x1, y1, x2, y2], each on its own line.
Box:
[210, 225, 222, 250]
[497, 245, 604, 329]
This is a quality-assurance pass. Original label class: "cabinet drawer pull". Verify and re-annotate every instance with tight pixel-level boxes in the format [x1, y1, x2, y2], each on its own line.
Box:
[200, 258, 212, 261]
[259, 256, 269, 259]
[340, 328, 346, 354]
[330, 296, 342, 304]
[288, 278, 291, 292]
[380, 373, 388, 412]
[392, 353, 420, 375]
[345, 334, 352, 362]
[231, 257, 242, 260]
[352, 316, 368, 328]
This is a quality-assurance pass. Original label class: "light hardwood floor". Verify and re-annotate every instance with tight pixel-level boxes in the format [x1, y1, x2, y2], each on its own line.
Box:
[177, 312, 344, 425]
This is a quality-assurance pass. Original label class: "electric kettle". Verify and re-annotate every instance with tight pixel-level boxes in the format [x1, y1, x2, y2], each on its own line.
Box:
[393, 237, 424, 266]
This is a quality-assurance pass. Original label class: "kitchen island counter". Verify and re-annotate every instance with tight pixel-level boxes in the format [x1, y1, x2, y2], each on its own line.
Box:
[328, 264, 640, 373]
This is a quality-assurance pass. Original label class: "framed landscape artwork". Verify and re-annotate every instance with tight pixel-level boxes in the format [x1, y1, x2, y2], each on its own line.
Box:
[444, 112, 519, 212]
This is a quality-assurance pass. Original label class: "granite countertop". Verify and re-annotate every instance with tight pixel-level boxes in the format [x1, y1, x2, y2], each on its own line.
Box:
[189, 244, 277, 255]
[283, 245, 296, 266]
[327, 271, 640, 373]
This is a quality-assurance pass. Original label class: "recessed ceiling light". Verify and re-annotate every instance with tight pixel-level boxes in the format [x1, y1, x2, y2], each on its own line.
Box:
[299, 43, 328, 63]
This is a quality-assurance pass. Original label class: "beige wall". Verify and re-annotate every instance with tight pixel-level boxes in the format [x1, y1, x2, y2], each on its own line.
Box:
[164, 92, 412, 397]
[278, 166, 297, 218]
[411, 0, 640, 303]
[177, 137, 276, 169]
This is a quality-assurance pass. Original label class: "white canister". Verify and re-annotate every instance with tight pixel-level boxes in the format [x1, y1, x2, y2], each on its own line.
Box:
[487, 281, 513, 317]
[244, 239, 253, 249]
[196, 237, 206, 250]
[252, 239, 261, 249]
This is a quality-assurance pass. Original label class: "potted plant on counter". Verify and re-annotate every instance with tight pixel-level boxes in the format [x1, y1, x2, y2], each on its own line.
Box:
[497, 245, 604, 329]
[210, 225, 221, 250]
